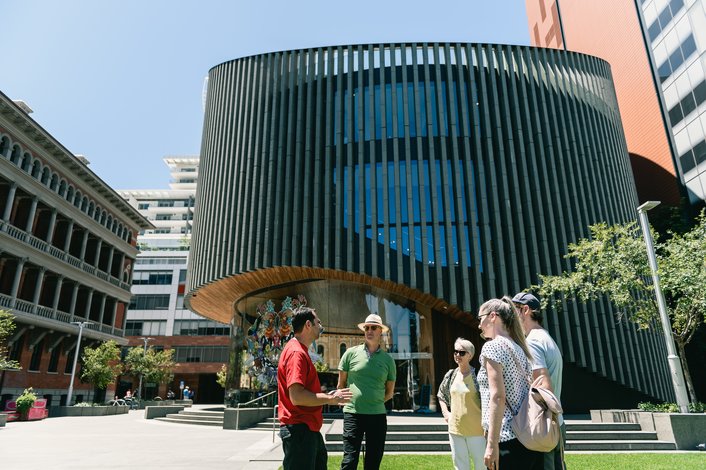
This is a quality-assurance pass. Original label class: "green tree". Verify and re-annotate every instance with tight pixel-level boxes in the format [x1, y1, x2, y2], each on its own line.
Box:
[0, 309, 20, 371]
[535, 212, 706, 403]
[124, 347, 176, 391]
[216, 364, 227, 389]
[81, 341, 123, 390]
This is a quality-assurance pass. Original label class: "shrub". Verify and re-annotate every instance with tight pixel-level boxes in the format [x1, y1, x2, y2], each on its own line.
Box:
[15, 387, 37, 414]
[638, 401, 706, 413]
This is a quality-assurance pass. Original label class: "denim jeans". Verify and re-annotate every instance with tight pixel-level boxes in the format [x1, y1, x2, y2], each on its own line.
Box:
[280, 423, 327, 470]
[341, 413, 387, 470]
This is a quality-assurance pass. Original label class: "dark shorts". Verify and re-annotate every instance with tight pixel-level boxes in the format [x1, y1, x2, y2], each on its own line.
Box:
[280, 423, 327, 470]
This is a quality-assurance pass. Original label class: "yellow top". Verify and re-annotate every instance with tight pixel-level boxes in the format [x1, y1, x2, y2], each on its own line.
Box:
[448, 370, 484, 436]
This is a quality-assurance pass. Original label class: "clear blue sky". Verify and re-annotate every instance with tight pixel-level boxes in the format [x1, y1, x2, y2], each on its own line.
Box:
[2, 0, 528, 189]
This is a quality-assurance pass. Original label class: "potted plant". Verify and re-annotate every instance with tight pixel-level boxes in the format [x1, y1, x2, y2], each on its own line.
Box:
[15, 387, 37, 421]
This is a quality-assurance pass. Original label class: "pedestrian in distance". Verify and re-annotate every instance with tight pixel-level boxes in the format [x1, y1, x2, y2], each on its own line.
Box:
[476, 297, 542, 470]
[513, 292, 566, 470]
[437, 337, 486, 469]
[337, 313, 397, 470]
[278, 306, 352, 470]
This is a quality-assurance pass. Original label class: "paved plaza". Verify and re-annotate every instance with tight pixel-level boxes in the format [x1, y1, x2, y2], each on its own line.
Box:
[0, 406, 283, 470]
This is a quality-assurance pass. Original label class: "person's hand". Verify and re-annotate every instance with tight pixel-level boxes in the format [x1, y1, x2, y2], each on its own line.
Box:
[484, 442, 499, 470]
[329, 388, 353, 405]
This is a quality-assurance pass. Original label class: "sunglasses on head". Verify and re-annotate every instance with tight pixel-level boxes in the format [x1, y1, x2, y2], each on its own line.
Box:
[364, 325, 380, 331]
[453, 350, 467, 356]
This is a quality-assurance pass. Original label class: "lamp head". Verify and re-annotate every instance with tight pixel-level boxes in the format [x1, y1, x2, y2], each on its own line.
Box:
[637, 201, 661, 212]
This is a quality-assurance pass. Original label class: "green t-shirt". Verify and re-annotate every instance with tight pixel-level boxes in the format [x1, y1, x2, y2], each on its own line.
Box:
[338, 344, 397, 414]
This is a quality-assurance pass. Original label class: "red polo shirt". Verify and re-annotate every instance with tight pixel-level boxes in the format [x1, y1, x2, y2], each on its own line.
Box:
[277, 338, 323, 432]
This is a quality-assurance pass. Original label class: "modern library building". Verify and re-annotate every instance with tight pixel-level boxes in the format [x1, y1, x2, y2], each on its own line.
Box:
[187, 43, 674, 412]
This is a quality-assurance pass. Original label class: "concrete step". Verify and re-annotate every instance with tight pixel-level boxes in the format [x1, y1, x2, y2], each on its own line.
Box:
[326, 432, 448, 442]
[155, 416, 224, 426]
[174, 411, 225, 419]
[567, 431, 658, 441]
[326, 441, 451, 452]
[566, 422, 641, 432]
[566, 440, 677, 451]
[164, 413, 223, 422]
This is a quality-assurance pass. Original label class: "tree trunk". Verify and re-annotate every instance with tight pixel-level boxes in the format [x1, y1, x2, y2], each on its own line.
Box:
[675, 338, 697, 405]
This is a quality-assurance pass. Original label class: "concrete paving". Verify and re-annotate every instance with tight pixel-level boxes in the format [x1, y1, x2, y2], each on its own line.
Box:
[0, 406, 283, 470]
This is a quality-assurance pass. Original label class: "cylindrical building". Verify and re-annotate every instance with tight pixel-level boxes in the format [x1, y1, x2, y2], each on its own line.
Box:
[187, 43, 672, 411]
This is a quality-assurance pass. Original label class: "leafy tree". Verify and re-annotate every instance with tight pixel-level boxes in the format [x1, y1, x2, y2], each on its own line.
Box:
[535, 212, 706, 403]
[124, 346, 176, 389]
[81, 341, 123, 390]
[0, 309, 20, 371]
[216, 364, 227, 389]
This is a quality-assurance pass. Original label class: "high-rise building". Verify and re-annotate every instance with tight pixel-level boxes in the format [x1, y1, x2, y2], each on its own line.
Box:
[526, 0, 706, 203]
[118, 157, 229, 403]
[0, 91, 152, 406]
[187, 43, 675, 412]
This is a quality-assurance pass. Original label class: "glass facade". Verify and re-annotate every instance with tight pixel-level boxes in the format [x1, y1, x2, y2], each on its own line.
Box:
[640, 0, 706, 201]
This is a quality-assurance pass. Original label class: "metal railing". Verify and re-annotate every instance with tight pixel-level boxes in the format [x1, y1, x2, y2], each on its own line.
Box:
[235, 389, 277, 431]
[272, 404, 278, 443]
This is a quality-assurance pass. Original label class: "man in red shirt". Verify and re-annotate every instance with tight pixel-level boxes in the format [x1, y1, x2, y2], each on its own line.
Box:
[278, 306, 352, 470]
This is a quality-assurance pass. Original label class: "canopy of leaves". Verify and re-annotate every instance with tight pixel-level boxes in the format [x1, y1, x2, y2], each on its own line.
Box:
[0, 309, 20, 371]
[81, 341, 123, 390]
[124, 347, 175, 385]
[536, 211, 706, 336]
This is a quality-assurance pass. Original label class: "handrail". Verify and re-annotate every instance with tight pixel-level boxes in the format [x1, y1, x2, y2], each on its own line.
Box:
[235, 390, 277, 431]
[272, 404, 278, 442]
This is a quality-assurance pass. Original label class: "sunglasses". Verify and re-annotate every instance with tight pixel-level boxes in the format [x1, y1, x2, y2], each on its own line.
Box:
[453, 350, 467, 356]
[364, 325, 380, 331]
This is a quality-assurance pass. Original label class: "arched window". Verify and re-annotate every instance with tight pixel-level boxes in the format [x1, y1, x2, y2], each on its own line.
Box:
[0, 136, 10, 157]
[31, 160, 41, 178]
[58, 180, 67, 197]
[41, 167, 51, 185]
[73, 191, 82, 208]
[317, 344, 325, 360]
[21, 152, 32, 171]
[81, 196, 88, 212]
[339, 343, 347, 358]
[66, 186, 75, 203]
[50, 174, 59, 191]
[10, 145, 21, 164]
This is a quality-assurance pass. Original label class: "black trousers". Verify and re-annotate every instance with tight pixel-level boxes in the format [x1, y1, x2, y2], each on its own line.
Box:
[498, 438, 543, 470]
[280, 423, 327, 470]
[341, 412, 387, 470]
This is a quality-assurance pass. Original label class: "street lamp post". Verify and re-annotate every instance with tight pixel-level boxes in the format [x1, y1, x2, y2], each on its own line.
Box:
[637, 201, 690, 413]
[66, 321, 91, 406]
[136, 337, 154, 400]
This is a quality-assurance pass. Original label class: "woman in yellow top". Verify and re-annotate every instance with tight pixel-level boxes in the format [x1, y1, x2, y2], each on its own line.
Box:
[437, 337, 486, 470]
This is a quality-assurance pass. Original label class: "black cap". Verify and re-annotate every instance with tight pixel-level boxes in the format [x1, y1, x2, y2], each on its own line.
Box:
[512, 292, 540, 311]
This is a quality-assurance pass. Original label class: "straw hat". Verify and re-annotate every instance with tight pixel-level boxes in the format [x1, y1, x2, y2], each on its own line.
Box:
[357, 314, 389, 332]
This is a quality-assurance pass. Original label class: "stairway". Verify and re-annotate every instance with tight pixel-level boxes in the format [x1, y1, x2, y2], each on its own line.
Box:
[320, 416, 677, 452]
[155, 408, 225, 427]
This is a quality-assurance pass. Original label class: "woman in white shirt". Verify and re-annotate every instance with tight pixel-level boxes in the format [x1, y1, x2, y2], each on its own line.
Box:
[437, 337, 485, 469]
[476, 297, 542, 470]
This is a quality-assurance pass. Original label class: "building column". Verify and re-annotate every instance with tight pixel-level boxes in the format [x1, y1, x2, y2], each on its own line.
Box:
[9, 257, 27, 306]
[31, 267, 46, 305]
[46, 209, 58, 243]
[98, 294, 107, 325]
[25, 197, 38, 233]
[79, 231, 89, 261]
[63, 220, 74, 252]
[105, 245, 115, 275]
[83, 288, 94, 320]
[69, 283, 79, 320]
[52, 275, 65, 318]
[93, 238, 103, 267]
[2, 183, 17, 221]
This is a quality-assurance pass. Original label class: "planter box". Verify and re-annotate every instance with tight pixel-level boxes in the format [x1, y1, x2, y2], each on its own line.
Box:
[591, 409, 656, 431]
[49, 405, 129, 417]
[145, 405, 185, 419]
[591, 409, 706, 449]
[654, 413, 706, 450]
[223, 407, 275, 430]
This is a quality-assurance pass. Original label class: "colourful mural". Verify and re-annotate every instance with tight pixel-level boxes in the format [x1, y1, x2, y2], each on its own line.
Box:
[243, 295, 307, 389]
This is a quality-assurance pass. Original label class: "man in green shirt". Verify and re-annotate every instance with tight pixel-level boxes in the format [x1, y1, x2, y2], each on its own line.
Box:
[337, 314, 396, 470]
